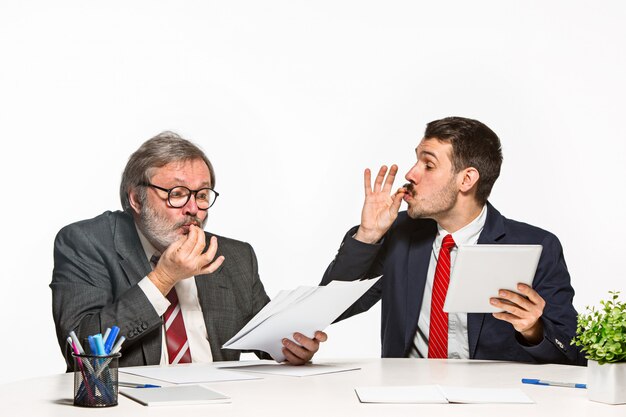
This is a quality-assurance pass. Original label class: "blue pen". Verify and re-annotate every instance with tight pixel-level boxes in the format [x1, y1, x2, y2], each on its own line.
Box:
[119, 382, 161, 389]
[522, 378, 586, 389]
[104, 326, 120, 354]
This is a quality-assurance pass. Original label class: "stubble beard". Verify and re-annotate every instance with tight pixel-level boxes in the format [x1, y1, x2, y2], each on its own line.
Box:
[138, 200, 207, 252]
[406, 177, 458, 220]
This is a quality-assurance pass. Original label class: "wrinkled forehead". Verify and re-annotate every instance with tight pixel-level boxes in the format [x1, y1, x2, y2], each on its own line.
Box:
[148, 158, 212, 186]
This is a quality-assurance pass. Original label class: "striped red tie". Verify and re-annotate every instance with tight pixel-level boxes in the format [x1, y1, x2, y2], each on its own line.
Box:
[163, 288, 192, 364]
[428, 234, 456, 359]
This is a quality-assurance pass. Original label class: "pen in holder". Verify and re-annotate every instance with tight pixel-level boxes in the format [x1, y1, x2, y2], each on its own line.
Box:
[72, 352, 121, 407]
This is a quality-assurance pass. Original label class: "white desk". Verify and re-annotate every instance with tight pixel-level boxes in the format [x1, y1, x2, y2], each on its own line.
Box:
[1, 358, 622, 416]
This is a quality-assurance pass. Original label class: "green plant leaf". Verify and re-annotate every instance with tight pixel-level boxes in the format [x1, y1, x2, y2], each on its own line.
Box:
[573, 291, 626, 364]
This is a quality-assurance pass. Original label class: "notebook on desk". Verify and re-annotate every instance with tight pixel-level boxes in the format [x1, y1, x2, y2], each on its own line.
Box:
[120, 385, 230, 406]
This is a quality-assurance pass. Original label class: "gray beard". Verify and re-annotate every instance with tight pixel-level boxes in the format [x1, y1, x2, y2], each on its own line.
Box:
[138, 202, 206, 251]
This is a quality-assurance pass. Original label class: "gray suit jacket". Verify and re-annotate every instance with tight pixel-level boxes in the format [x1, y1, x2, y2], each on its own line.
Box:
[51, 210, 270, 371]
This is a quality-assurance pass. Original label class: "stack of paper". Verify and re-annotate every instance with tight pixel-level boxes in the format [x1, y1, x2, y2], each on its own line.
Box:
[223, 277, 381, 361]
[355, 385, 534, 404]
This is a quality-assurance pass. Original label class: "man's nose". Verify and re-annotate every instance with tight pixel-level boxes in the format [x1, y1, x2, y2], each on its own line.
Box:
[405, 165, 419, 184]
[182, 194, 199, 215]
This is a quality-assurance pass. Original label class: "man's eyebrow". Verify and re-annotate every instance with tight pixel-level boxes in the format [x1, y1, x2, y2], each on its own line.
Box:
[416, 149, 439, 160]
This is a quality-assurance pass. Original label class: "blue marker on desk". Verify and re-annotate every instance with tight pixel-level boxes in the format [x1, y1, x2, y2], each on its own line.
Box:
[119, 382, 161, 389]
[522, 378, 586, 389]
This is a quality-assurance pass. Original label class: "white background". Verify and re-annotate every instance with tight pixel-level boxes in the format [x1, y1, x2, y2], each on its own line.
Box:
[1, 1, 625, 384]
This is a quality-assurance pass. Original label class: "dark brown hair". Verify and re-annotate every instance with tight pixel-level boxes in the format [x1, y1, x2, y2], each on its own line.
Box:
[424, 117, 503, 205]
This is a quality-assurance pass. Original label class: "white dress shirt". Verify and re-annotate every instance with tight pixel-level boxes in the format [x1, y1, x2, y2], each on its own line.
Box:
[409, 205, 487, 359]
[135, 227, 213, 364]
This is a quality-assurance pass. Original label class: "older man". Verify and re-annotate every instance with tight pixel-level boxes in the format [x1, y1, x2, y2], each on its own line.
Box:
[51, 132, 325, 370]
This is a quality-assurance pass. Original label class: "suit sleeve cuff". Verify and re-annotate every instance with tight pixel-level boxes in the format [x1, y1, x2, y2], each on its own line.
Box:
[514, 319, 576, 364]
[138, 277, 170, 316]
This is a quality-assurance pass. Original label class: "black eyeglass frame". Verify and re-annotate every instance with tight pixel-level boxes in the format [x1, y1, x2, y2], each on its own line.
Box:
[141, 182, 219, 210]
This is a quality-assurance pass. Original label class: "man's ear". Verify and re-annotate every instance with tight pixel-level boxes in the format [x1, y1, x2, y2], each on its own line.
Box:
[459, 167, 480, 193]
[128, 189, 142, 215]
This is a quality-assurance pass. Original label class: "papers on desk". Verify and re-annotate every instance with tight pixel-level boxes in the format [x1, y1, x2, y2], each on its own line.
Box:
[356, 385, 448, 404]
[121, 385, 230, 406]
[355, 385, 534, 404]
[223, 277, 381, 362]
[119, 363, 261, 384]
[217, 360, 361, 377]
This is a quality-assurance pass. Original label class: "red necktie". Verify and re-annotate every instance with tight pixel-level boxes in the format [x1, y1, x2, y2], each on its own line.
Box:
[428, 234, 456, 359]
[163, 288, 192, 364]
[151, 255, 192, 364]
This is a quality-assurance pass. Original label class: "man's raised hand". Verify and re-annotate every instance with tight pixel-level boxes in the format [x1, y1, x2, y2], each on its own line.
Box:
[354, 165, 406, 244]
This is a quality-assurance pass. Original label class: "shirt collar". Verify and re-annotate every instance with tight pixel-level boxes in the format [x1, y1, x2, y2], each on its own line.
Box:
[435, 204, 487, 250]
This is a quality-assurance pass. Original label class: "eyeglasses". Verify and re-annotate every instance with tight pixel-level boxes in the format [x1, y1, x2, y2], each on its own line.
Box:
[141, 183, 219, 210]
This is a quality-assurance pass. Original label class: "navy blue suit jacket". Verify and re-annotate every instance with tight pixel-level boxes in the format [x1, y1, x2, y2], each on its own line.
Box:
[322, 203, 584, 365]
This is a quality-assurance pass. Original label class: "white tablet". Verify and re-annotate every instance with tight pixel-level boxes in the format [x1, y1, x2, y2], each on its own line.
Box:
[443, 244, 543, 313]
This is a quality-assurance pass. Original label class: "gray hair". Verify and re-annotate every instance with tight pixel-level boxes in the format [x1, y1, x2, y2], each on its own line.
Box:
[119, 131, 215, 211]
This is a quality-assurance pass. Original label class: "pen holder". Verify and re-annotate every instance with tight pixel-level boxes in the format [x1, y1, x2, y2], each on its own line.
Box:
[72, 352, 121, 407]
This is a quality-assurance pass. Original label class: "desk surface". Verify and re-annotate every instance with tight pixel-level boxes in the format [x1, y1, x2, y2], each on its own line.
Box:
[1, 358, 622, 416]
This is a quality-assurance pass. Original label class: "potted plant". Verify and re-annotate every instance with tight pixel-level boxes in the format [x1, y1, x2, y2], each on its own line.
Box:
[572, 291, 626, 404]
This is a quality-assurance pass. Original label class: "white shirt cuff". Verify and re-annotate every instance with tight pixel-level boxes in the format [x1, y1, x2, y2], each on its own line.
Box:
[138, 276, 170, 316]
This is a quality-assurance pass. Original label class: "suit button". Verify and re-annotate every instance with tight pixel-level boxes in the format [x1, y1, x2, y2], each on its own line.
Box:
[141, 322, 148, 330]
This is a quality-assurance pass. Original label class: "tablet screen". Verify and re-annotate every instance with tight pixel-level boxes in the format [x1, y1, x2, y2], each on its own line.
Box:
[443, 244, 543, 313]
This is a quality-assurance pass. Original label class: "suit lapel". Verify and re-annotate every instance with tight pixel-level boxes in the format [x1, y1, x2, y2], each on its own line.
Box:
[405, 222, 437, 351]
[112, 211, 158, 364]
[114, 212, 152, 286]
[467, 202, 506, 358]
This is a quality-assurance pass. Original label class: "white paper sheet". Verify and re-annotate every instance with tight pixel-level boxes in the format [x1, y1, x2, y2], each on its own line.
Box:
[217, 362, 361, 377]
[223, 277, 381, 362]
[355, 385, 448, 403]
[119, 363, 262, 384]
[442, 386, 534, 404]
[355, 385, 534, 404]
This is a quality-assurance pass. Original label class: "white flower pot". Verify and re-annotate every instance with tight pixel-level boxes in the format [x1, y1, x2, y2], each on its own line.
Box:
[587, 360, 626, 404]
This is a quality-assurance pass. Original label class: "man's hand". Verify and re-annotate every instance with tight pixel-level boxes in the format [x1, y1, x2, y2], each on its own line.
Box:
[148, 225, 225, 295]
[354, 165, 406, 244]
[281, 331, 328, 365]
[491, 283, 546, 345]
